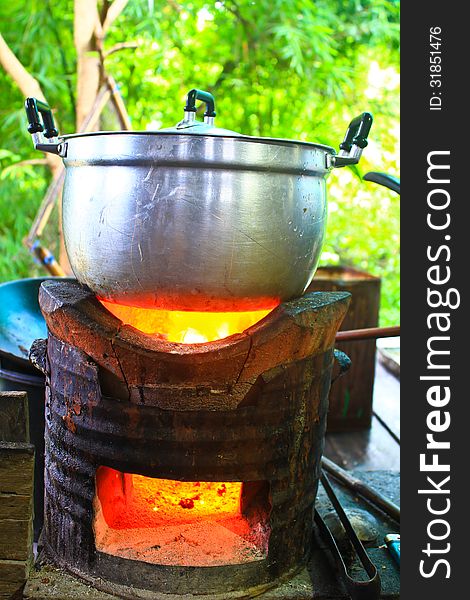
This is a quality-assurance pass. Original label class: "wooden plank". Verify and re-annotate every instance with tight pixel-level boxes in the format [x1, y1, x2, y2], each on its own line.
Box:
[372, 359, 401, 440]
[0, 518, 33, 561]
[0, 391, 29, 443]
[0, 442, 34, 571]
[0, 558, 30, 599]
[0, 444, 35, 496]
[0, 399, 34, 594]
[325, 423, 400, 471]
[0, 493, 32, 520]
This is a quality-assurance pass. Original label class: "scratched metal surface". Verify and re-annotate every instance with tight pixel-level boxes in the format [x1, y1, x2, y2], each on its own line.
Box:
[61, 134, 331, 311]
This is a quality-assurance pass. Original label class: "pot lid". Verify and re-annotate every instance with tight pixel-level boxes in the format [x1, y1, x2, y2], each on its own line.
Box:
[25, 88, 374, 165]
[158, 88, 242, 137]
[42, 87, 334, 149]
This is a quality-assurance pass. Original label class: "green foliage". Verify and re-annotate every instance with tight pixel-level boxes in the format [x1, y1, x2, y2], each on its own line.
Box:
[0, 0, 399, 324]
[0, 158, 45, 282]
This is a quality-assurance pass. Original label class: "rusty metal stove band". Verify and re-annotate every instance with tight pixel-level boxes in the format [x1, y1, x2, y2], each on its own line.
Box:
[43, 338, 329, 594]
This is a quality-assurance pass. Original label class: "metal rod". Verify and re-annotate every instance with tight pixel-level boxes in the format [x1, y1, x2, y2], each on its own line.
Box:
[335, 325, 400, 342]
[321, 455, 400, 523]
[373, 411, 400, 445]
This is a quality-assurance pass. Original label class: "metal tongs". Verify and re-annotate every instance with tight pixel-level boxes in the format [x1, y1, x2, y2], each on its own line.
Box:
[315, 472, 381, 600]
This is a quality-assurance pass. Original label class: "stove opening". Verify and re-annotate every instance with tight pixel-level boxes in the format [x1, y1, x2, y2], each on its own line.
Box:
[99, 301, 275, 343]
[93, 467, 271, 567]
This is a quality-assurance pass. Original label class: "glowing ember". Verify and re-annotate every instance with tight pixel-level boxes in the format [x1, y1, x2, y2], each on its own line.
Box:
[93, 467, 269, 567]
[97, 472, 242, 527]
[99, 300, 274, 343]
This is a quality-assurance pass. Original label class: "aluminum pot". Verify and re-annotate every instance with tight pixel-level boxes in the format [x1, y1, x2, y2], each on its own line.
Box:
[25, 90, 372, 311]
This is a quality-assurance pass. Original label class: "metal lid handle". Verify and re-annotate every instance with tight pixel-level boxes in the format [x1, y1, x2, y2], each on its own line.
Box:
[331, 112, 373, 168]
[184, 88, 216, 118]
[25, 97, 58, 138]
[24, 97, 62, 155]
[364, 171, 400, 195]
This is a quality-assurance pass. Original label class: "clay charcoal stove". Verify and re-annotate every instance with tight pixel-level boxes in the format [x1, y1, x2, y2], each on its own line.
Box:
[31, 279, 349, 598]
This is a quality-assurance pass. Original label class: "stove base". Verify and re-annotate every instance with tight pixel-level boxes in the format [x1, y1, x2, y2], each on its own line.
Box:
[25, 472, 400, 600]
[26, 543, 398, 600]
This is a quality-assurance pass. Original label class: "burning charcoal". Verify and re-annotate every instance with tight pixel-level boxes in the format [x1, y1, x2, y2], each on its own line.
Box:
[179, 498, 194, 509]
[217, 484, 227, 496]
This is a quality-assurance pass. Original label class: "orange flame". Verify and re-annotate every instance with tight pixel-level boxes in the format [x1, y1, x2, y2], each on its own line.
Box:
[93, 467, 269, 566]
[96, 468, 242, 529]
[99, 300, 274, 343]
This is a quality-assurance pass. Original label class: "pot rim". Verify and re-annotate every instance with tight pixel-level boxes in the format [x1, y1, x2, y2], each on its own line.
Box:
[59, 130, 337, 154]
